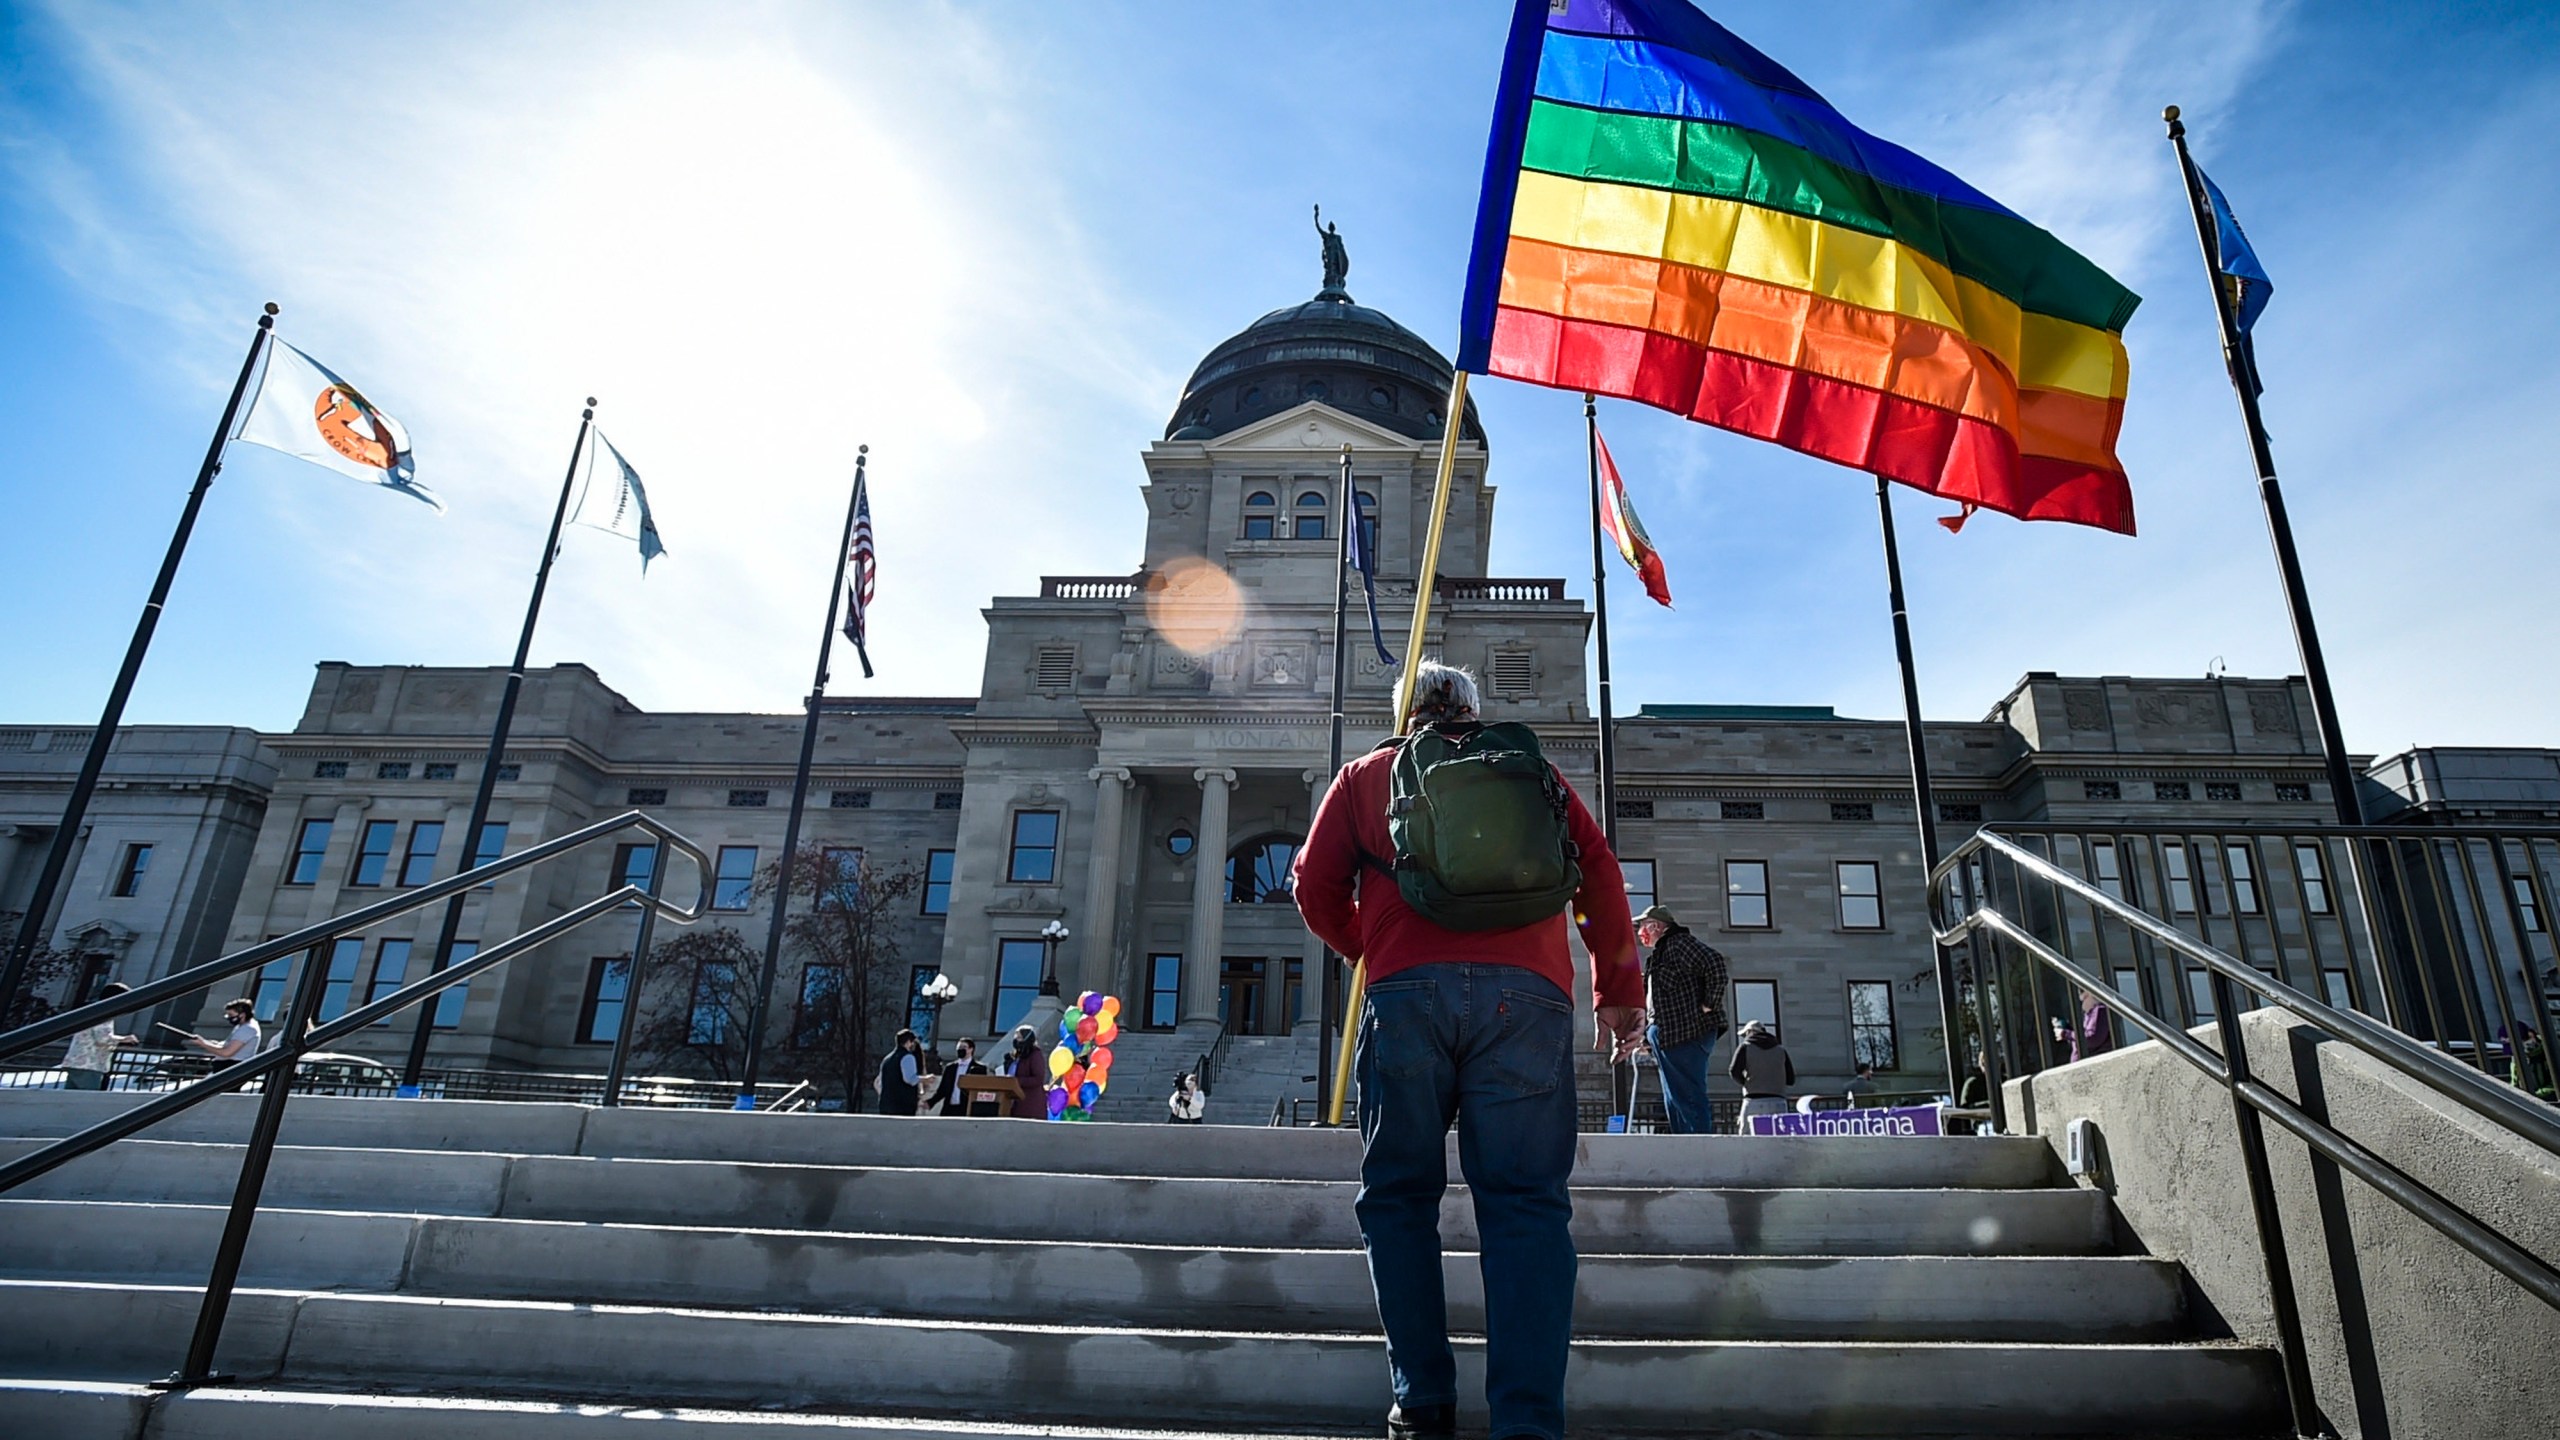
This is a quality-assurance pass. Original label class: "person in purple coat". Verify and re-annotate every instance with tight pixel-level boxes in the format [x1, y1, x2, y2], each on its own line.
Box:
[2053, 988, 2117, 1062]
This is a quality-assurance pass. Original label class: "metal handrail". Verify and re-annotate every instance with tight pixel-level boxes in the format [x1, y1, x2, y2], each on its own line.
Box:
[0, 809, 710, 1388]
[1931, 829, 2560, 1312]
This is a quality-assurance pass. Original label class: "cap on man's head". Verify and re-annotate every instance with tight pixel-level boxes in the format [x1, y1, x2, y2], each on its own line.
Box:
[1634, 905, 1679, 930]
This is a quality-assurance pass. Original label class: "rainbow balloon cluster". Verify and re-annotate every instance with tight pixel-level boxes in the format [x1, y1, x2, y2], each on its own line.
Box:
[1045, 991, 1121, 1121]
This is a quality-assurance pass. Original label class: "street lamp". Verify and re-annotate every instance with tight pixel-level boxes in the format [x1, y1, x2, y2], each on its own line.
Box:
[917, 972, 960, 1053]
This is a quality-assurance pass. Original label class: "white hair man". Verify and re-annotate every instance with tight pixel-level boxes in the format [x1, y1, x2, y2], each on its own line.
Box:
[1293, 658, 1643, 1440]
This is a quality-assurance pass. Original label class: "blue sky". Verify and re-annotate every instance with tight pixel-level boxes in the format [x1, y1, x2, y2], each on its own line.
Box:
[3, 1, 2556, 754]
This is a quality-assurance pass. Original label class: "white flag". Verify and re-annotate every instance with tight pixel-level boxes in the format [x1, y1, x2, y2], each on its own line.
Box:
[571, 430, 665, 572]
[236, 339, 440, 512]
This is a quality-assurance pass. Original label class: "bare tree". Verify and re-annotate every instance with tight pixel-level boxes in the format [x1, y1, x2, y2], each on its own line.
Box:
[627, 845, 922, 1107]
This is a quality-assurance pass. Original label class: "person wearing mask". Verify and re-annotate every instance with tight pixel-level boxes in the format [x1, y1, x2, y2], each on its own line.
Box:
[927, 1036, 988, 1116]
[1167, 1072, 1207, 1124]
[60, 982, 139, 1090]
[1729, 1020, 1795, 1130]
[874, 1029, 925, 1116]
[1632, 906, 1728, 1135]
[1294, 659, 1641, 1440]
[2054, 988, 2117, 1063]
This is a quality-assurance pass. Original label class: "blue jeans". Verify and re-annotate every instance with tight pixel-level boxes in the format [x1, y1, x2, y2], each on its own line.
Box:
[1647, 1023, 1723, 1135]
[1355, 963, 1578, 1440]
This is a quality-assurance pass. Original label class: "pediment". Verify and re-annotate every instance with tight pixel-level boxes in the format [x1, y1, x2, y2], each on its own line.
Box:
[1185, 403, 1420, 456]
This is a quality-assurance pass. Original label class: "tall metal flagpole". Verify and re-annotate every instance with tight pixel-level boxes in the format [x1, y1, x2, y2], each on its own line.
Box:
[2164, 105, 2361, 828]
[1, 304, 275, 1021]
[1329, 371, 1472, 1125]
[1317, 444, 1355, 1124]
[1875, 477, 1971, 1108]
[399, 399, 596, 1090]
[1583, 396, 1619, 843]
[736, 446, 870, 1108]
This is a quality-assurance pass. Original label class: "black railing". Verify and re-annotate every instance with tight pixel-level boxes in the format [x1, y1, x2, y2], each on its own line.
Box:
[1933, 823, 2560, 1440]
[0, 809, 711, 1386]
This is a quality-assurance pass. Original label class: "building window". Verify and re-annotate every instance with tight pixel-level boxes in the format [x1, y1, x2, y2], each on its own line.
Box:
[818, 847, 864, 910]
[314, 761, 348, 780]
[830, 790, 872, 809]
[713, 846, 757, 911]
[1725, 859, 1771, 928]
[434, 941, 475, 1028]
[2321, 968, 2355, 1012]
[469, 822, 508, 887]
[1034, 646, 1077, 691]
[398, 821, 444, 887]
[1148, 954, 1183, 1030]
[578, 957, 629, 1044]
[366, 939, 412, 1023]
[1721, 801, 1764, 821]
[2162, 841, 2198, 915]
[1228, 836, 1299, 904]
[2294, 842, 2333, 914]
[626, 787, 667, 806]
[2152, 780, 2190, 801]
[2274, 782, 2312, 803]
[1830, 802, 1873, 822]
[727, 789, 769, 808]
[1294, 491, 1326, 541]
[287, 819, 333, 886]
[1847, 980, 1898, 1070]
[688, 960, 738, 1045]
[613, 842, 657, 895]
[797, 963, 846, 1047]
[1243, 491, 1277, 540]
[2090, 838, 2124, 899]
[1621, 859, 1656, 915]
[317, 937, 363, 1022]
[1836, 861, 1883, 929]
[349, 820, 397, 887]
[112, 843, 152, 898]
[1355, 491, 1378, 556]
[921, 849, 955, 916]
[2083, 780, 2121, 801]
[2206, 782, 2242, 802]
[993, 938, 1045, 1034]
[495, 764, 521, 782]
[2225, 843, 2262, 914]
[250, 955, 294, 1022]
[1007, 810, 1061, 884]
[377, 762, 411, 780]
[2513, 874, 2546, 934]
[1616, 799, 1654, 821]
[1938, 802, 1984, 823]
[1733, 979, 1780, 1039]
[425, 763, 457, 781]
[934, 791, 964, 810]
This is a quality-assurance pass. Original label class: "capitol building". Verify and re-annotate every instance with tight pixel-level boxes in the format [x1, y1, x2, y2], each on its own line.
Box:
[5, 264, 2513, 1107]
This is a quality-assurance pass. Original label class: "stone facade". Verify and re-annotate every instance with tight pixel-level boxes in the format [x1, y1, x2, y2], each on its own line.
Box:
[0, 724, 275, 1030]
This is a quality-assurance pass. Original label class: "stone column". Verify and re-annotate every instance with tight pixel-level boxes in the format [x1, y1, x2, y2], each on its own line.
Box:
[1075, 767, 1131, 998]
[1182, 767, 1237, 1028]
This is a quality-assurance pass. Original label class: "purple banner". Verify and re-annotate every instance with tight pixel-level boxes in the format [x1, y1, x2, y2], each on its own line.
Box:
[1745, 1104, 1944, 1137]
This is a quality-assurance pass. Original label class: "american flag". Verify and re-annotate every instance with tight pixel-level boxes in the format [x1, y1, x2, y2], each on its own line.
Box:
[840, 467, 876, 666]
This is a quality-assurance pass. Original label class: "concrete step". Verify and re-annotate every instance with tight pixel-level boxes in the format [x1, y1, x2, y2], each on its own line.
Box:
[0, 1281, 2286, 1436]
[1, 1140, 2119, 1255]
[1, 1091, 2064, 1187]
[0, 1200, 2190, 1341]
[0, 1380, 2294, 1440]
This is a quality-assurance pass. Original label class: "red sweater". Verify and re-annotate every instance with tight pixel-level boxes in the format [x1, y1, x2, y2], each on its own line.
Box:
[1292, 740, 1643, 1010]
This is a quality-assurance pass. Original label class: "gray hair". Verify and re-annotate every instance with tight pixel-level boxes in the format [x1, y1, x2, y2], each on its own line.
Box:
[1407, 659, 1481, 725]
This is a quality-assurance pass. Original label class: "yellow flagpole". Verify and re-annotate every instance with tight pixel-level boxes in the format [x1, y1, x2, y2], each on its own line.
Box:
[1328, 369, 1472, 1125]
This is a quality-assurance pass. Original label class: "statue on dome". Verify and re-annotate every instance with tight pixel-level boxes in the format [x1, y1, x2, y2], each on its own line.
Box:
[1314, 205, 1350, 298]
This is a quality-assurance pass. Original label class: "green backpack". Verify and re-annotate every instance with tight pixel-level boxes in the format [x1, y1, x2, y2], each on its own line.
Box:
[1377, 721, 1583, 932]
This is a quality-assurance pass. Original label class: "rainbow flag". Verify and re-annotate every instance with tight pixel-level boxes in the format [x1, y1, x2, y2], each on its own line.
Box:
[1457, 0, 2141, 533]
